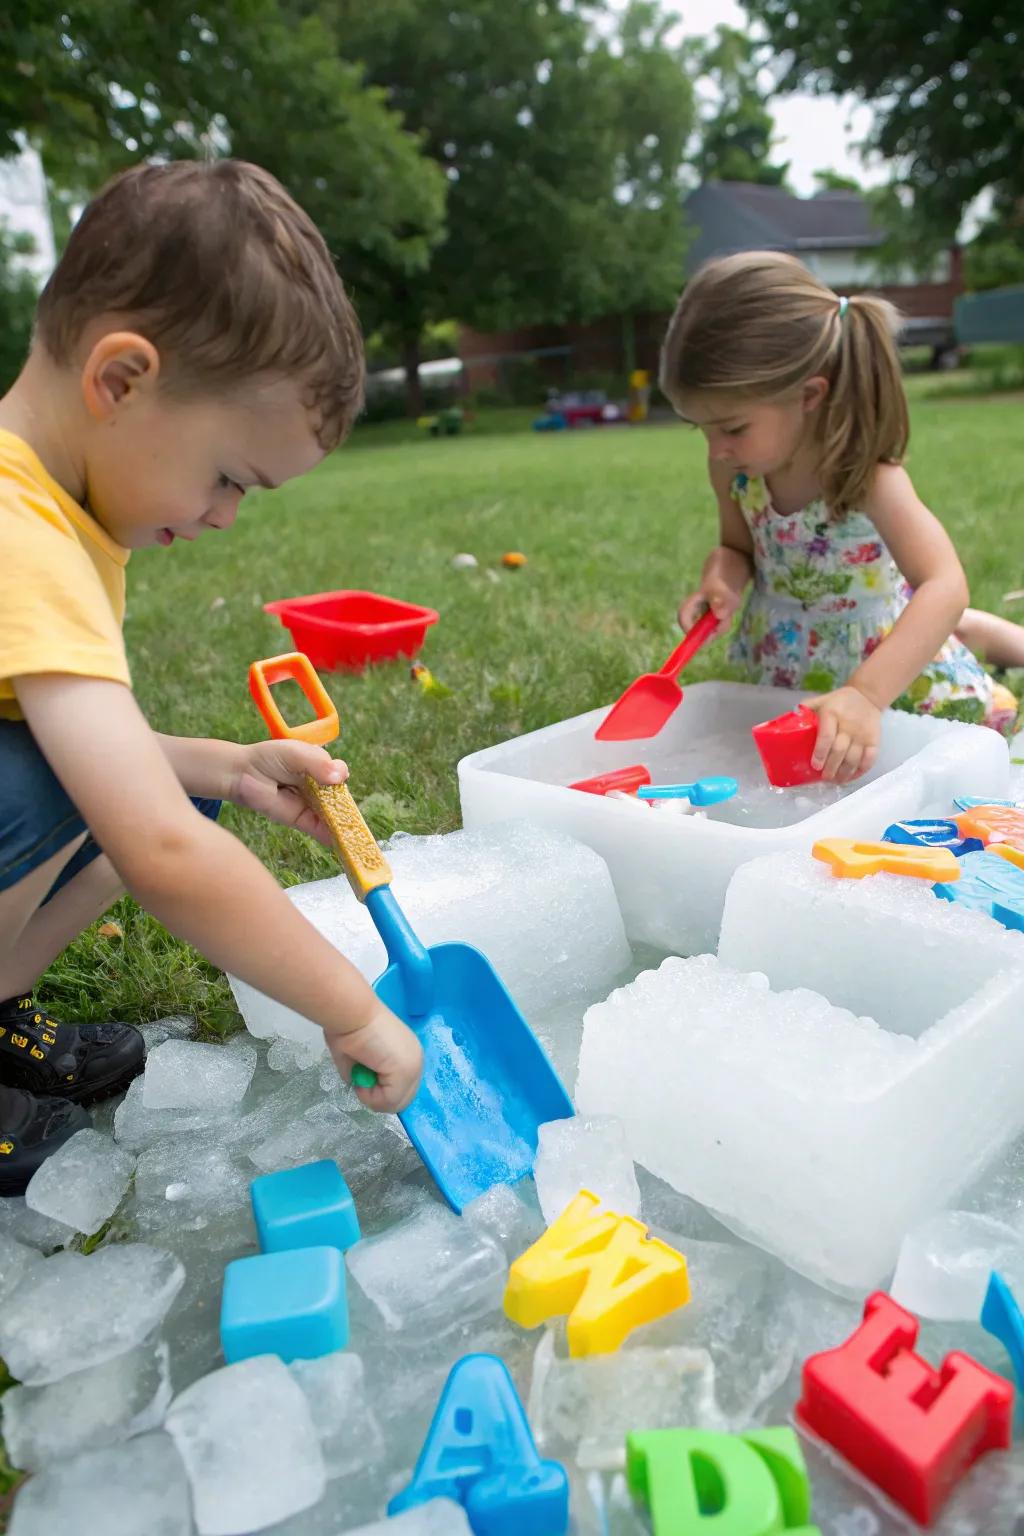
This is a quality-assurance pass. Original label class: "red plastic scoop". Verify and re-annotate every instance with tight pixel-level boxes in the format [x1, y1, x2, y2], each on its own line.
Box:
[752, 705, 822, 787]
[595, 610, 719, 742]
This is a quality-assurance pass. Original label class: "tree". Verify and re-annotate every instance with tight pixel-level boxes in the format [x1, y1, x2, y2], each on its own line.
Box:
[326, 0, 695, 409]
[1, 0, 446, 310]
[0, 226, 38, 391]
[813, 170, 861, 194]
[692, 27, 789, 189]
[744, 0, 1023, 239]
[964, 200, 1024, 293]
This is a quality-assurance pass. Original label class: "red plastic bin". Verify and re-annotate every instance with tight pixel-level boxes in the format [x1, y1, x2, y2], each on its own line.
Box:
[263, 589, 439, 673]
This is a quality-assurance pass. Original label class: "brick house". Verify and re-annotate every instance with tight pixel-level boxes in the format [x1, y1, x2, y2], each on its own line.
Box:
[458, 181, 962, 389]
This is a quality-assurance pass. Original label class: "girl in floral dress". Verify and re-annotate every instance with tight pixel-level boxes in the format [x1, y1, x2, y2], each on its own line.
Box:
[660, 250, 1023, 783]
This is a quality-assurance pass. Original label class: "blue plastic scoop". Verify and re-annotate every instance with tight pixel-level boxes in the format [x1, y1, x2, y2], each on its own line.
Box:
[636, 775, 738, 807]
[249, 653, 574, 1213]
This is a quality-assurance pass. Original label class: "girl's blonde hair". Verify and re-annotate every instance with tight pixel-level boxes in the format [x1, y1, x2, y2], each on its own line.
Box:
[659, 250, 909, 514]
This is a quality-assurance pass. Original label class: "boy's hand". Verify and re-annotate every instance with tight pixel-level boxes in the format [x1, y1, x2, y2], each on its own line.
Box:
[230, 741, 348, 848]
[807, 686, 882, 783]
[678, 546, 752, 634]
[327, 1003, 423, 1113]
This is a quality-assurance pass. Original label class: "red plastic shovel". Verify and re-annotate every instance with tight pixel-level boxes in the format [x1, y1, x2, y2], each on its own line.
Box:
[595, 609, 719, 742]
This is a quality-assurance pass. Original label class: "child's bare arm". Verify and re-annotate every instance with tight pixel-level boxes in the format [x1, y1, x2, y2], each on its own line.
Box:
[808, 464, 969, 783]
[16, 674, 423, 1112]
[678, 458, 754, 631]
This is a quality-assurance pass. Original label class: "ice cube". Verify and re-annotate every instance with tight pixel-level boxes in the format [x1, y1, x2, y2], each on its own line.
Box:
[0, 1243, 184, 1384]
[528, 1329, 721, 1469]
[229, 823, 631, 1048]
[139, 1014, 197, 1052]
[289, 1352, 383, 1479]
[2, 1339, 171, 1471]
[268, 1036, 325, 1072]
[578, 856, 1024, 1291]
[114, 1075, 243, 1153]
[348, 1203, 506, 1334]
[534, 1115, 640, 1225]
[152, 1211, 259, 1393]
[7, 1431, 191, 1536]
[25, 1129, 134, 1236]
[166, 1354, 325, 1534]
[0, 1230, 41, 1298]
[132, 1136, 250, 1233]
[890, 1211, 1024, 1320]
[462, 1178, 545, 1258]
[342, 1500, 474, 1536]
[142, 1037, 256, 1109]
[0, 1194, 75, 1250]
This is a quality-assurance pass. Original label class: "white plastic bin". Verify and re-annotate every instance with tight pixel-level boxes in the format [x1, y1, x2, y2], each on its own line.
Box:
[458, 682, 1009, 953]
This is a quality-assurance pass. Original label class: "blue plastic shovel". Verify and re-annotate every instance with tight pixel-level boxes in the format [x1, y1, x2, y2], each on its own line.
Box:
[250, 653, 574, 1213]
[636, 775, 738, 807]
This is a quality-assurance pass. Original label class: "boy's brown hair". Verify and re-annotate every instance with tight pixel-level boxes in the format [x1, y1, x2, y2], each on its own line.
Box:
[36, 159, 364, 448]
[659, 250, 909, 516]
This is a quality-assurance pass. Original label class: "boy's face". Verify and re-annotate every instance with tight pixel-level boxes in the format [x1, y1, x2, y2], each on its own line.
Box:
[81, 342, 327, 549]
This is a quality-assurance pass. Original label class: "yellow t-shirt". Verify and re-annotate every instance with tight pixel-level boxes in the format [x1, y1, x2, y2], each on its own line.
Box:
[0, 429, 131, 721]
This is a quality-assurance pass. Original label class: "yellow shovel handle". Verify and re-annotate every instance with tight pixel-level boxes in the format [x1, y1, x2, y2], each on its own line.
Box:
[299, 774, 392, 903]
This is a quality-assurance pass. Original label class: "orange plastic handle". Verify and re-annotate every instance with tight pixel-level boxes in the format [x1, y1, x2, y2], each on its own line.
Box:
[248, 653, 339, 746]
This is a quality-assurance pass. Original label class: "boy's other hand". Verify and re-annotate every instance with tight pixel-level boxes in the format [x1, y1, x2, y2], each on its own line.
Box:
[327, 1003, 423, 1113]
[230, 741, 349, 847]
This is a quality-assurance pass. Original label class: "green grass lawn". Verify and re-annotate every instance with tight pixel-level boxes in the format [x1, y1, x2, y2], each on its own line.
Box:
[43, 383, 1024, 1034]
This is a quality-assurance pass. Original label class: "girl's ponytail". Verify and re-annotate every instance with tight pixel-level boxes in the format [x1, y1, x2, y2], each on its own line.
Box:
[818, 293, 908, 514]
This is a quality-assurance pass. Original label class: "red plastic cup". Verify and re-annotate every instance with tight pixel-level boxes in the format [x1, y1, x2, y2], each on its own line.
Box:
[751, 705, 822, 788]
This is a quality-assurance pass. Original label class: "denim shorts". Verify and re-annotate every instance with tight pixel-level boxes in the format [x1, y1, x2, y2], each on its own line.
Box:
[0, 719, 221, 902]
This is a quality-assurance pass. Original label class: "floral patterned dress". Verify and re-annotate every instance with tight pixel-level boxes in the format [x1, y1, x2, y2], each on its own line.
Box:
[728, 473, 1014, 730]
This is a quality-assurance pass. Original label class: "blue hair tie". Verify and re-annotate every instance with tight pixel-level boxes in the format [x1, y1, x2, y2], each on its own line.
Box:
[837, 295, 849, 320]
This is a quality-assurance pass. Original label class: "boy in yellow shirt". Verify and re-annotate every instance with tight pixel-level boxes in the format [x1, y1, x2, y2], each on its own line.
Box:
[0, 159, 422, 1192]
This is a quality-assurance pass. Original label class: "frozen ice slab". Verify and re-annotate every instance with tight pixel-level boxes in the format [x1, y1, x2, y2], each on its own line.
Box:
[0, 1243, 184, 1384]
[7, 1431, 192, 1536]
[533, 1115, 640, 1225]
[139, 1013, 197, 1052]
[576, 851, 1024, 1292]
[462, 1178, 545, 1258]
[890, 1211, 1024, 1320]
[25, 1129, 134, 1236]
[114, 1074, 243, 1153]
[289, 1352, 383, 1479]
[528, 1330, 721, 1470]
[166, 1354, 325, 1535]
[348, 1202, 506, 1334]
[0, 1231, 40, 1298]
[342, 1500, 474, 1536]
[142, 1037, 256, 1109]
[2, 1339, 171, 1471]
[228, 822, 630, 1050]
[459, 680, 1008, 952]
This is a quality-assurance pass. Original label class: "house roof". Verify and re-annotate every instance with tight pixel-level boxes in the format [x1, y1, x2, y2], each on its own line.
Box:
[684, 181, 885, 274]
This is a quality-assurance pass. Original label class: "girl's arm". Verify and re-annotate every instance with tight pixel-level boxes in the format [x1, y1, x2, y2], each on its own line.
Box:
[852, 464, 969, 705]
[809, 463, 969, 782]
[678, 457, 755, 631]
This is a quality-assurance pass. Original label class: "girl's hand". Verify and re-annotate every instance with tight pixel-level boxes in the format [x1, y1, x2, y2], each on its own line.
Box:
[678, 547, 751, 634]
[229, 741, 348, 848]
[807, 686, 882, 783]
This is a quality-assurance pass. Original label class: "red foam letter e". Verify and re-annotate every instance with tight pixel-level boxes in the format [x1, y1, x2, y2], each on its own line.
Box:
[796, 1291, 1012, 1526]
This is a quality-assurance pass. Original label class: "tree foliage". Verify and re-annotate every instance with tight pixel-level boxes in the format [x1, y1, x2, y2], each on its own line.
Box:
[744, 0, 1024, 238]
[691, 27, 788, 189]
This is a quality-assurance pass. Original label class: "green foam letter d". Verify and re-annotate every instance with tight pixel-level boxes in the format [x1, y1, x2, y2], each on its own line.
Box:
[626, 1426, 821, 1534]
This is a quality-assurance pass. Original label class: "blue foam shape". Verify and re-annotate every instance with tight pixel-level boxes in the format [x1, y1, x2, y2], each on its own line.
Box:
[883, 819, 984, 857]
[981, 1271, 1024, 1421]
[220, 1246, 348, 1364]
[934, 851, 1024, 927]
[388, 1353, 569, 1535]
[251, 1159, 360, 1255]
[953, 795, 1017, 812]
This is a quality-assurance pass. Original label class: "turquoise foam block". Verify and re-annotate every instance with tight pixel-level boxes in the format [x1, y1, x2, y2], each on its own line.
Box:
[933, 850, 1024, 930]
[221, 1246, 348, 1364]
[251, 1159, 360, 1255]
